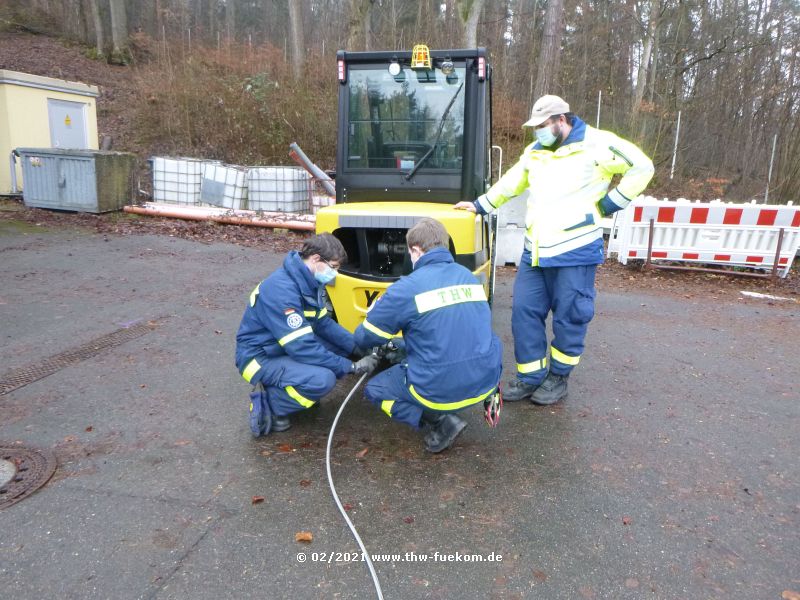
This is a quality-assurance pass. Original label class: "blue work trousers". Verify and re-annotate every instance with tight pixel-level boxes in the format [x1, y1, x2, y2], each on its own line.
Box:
[512, 250, 597, 385]
[363, 365, 425, 429]
[251, 356, 336, 416]
[248, 337, 351, 416]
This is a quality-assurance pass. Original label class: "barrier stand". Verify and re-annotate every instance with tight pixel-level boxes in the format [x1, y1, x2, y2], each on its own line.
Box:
[644, 218, 786, 279]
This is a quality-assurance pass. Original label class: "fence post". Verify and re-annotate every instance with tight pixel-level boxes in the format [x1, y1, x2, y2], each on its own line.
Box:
[670, 110, 681, 180]
[596, 90, 601, 128]
[765, 133, 777, 204]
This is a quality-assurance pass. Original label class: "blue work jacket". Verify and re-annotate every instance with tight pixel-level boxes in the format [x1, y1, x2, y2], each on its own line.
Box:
[235, 251, 355, 382]
[354, 247, 502, 410]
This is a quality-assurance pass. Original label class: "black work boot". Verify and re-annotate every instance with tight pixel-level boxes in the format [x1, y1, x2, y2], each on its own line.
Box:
[271, 415, 292, 432]
[531, 373, 568, 406]
[502, 378, 539, 402]
[422, 413, 467, 453]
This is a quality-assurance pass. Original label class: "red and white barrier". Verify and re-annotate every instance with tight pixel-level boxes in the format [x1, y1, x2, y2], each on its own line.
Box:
[608, 197, 800, 277]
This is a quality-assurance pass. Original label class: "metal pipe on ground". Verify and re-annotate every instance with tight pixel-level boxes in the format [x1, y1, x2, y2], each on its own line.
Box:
[289, 142, 336, 197]
[123, 203, 316, 231]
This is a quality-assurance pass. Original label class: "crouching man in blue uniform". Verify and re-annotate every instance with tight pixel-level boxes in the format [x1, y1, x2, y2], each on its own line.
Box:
[354, 218, 503, 453]
[235, 233, 379, 437]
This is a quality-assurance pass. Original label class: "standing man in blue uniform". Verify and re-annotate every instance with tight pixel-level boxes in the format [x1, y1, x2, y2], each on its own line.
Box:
[236, 233, 378, 437]
[354, 218, 503, 453]
[456, 95, 654, 405]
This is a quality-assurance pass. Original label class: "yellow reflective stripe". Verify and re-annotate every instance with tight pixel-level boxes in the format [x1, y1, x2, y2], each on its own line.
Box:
[303, 310, 316, 317]
[551, 346, 580, 366]
[318, 308, 328, 318]
[362, 320, 394, 340]
[517, 357, 547, 374]
[414, 284, 487, 314]
[249, 284, 260, 307]
[278, 325, 313, 346]
[381, 400, 395, 417]
[286, 385, 315, 408]
[242, 358, 261, 383]
[408, 384, 495, 411]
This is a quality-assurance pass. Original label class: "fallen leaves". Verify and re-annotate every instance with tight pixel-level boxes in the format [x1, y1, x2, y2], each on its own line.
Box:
[299, 479, 311, 487]
[251, 496, 265, 504]
[403, 516, 414, 524]
[277, 443, 294, 453]
[355, 447, 369, 458]
[533, 569, 548, 582]
[782, 591, 800, 600]
[85, 425, 93, 432]
[622, 516, 633, 526]
[295, 531, 313, 543]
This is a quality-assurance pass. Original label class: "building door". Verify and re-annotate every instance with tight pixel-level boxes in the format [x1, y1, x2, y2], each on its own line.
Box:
[47, 99, 88, 149]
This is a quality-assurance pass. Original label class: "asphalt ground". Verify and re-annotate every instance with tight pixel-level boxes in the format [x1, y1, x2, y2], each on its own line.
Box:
[1, 220, 798, 600]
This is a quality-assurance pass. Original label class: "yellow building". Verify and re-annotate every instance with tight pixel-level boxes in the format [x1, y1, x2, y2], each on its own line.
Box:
[1, 69, 99, 195]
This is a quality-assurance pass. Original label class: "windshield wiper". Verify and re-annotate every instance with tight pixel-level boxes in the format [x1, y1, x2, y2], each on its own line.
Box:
[404, 81, 464, 181]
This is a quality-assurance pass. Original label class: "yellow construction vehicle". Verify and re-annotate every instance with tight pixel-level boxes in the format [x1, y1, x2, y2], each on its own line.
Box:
[316, 45, 498, 332]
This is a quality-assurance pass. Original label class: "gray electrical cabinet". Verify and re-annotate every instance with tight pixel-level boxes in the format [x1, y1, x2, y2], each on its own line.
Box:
[16, 148, 135, 213]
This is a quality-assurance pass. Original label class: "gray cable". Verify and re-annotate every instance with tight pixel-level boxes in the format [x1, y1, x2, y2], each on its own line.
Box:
[326, 371, 384, 600]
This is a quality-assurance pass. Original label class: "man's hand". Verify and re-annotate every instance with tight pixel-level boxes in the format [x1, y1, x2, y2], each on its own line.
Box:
[352, 354, 379, 375]
[453, 201, 476, 213]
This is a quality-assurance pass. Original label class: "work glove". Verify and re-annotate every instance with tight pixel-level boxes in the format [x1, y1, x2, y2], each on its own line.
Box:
[352, 354, 379, 375]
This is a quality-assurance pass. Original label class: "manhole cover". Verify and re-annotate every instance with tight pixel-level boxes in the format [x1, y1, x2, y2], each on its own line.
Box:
[0, 444, 57, 509]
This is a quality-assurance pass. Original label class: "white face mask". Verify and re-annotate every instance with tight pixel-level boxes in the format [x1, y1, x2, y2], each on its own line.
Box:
[312, 258, 337, 285]
[535, 124, 559, 147]
[314, 264, 336, 285]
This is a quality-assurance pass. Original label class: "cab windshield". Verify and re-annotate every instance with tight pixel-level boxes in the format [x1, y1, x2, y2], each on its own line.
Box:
[346, 65, 466, 171]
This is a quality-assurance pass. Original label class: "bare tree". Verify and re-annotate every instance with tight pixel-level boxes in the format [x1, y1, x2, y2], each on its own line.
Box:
[288, 0, 306, 78]
[347, 0, 375, 51]
[87, 0, 105, 57]
[109, 0, 129, 63]
[224, 0, 236, 42]
[532, 0, 564, 100]
[631, 0, 662, 136]
[457, 0, 486, 48]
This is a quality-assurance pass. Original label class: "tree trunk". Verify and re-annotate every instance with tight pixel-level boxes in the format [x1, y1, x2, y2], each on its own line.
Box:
[533, 0, 565, 100]
[109, 0, 129, 63]
[225, 0, 235, 42]
[347, 0, 374, 51]
[457, 0, 485, 48]
[288, 0, 306, 79]
[88, 0, 105, 57]
[632, 0, 660, 137]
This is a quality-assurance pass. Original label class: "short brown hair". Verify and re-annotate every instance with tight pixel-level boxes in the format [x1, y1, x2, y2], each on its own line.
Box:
[406, 217, 449, 252]
[300, 233, 348, 263]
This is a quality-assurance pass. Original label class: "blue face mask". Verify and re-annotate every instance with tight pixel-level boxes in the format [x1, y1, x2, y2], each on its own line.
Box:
[314, 265, 337, 285]
[535, 124, 558, 147]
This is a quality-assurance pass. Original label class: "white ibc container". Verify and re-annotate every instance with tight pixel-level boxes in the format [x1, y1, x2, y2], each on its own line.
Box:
[200, 163, 248, 210]
[247, 166, 311, 213]
[152, 157, 212, 205]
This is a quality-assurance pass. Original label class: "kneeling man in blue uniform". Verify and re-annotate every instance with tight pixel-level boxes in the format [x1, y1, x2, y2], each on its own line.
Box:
[354, 218, 503, 453]
[235, 233, 378, 437]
